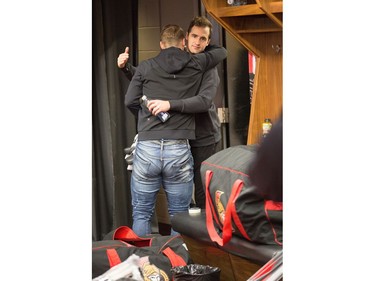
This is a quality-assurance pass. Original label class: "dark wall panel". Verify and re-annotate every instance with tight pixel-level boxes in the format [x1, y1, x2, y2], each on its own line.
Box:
[225, 32, 250, 146]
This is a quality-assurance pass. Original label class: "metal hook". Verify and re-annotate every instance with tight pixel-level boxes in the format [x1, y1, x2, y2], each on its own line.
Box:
[272, 44, 281, 53]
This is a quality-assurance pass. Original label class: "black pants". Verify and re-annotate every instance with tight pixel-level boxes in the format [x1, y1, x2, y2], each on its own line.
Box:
[191, 143, 219, 209]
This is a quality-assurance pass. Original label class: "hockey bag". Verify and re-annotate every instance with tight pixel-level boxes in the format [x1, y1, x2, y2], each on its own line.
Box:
[201, 145, 282, 246]
[92, 226, 192, 280]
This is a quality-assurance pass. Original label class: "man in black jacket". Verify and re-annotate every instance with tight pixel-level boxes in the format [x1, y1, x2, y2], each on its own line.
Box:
[124, 24, 227, 236]
[119, 16, 222, 210]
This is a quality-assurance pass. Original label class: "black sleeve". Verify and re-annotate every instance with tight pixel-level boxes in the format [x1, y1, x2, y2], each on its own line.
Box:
[124, 64, 144, 117]
[194, 44, 227, 72]
[120, 62, 137, 81]
[169, 68, 220, 113]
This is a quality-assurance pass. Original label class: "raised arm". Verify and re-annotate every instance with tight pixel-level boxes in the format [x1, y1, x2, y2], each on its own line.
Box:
[117, 46, 137, 81]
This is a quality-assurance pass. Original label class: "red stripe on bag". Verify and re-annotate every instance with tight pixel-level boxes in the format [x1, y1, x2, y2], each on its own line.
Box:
[201, 162, 250, 179]
[157, 235, 180, 252]
[206, 178, 246, 246]
[229, 180, 251, 241]
[250, 258, 275, 279]
[222, 180, 250, 244]
[106, 249, 122, 267]
[205, 170, 220, 226]
[264, 200, 283, 246]
[112, 226, 152, 247]
[162, 247, 187, 267]
[265, 200, 283, 211]
[205, 170, 227, 246]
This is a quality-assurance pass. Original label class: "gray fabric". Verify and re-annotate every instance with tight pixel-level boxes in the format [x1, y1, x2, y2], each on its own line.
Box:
[92, 0, 136, 241]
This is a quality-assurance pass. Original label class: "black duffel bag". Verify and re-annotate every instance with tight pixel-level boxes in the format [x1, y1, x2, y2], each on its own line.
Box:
[201, 145, 282, 246]
[92, 226, 192, 279]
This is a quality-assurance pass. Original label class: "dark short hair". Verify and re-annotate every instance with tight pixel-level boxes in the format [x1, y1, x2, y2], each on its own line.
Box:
[187, 16, 213, 39]
[160, 24, 185, 45]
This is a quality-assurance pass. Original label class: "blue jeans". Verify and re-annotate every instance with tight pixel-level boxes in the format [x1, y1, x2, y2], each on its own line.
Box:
[131, 139, 194, 236]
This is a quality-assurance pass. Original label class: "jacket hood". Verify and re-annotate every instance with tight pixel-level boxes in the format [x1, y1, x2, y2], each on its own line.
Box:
[155, 47, 191, 74]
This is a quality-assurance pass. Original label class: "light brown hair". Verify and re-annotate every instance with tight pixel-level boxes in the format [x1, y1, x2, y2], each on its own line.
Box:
[160, 24, 185, 47]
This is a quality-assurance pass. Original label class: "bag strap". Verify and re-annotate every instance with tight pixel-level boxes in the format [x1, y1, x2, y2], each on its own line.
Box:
[265, 200, 283, 211]
[162, 247, 187, 267]
[106, 249, 122, 268]
[264, 200, 283, 246]
[204, 170, 220, 226]
[205, 171, 243, 246]
[222, 179, 246, 242]
[228, 179, 251, 241]
[112, 226, 152, 247]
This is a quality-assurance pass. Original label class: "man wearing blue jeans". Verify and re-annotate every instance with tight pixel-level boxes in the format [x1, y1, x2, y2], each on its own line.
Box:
[125, 24, 227, 236]
[119, 16, 222, 210]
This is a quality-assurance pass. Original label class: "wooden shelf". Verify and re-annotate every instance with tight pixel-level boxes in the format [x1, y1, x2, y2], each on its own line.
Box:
[216, 2, 282, 18]
[236, 27, 281, 33]
[202, 0, 283, 144]
[223, 14, 282, 34]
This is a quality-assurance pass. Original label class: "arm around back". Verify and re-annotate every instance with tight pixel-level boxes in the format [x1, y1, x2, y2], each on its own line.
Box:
[195, 44, 227, 71]
[169, 67, 220, 113]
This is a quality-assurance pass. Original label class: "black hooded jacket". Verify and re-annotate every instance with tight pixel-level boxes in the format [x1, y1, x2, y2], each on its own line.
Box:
[125, 45, 227, 141]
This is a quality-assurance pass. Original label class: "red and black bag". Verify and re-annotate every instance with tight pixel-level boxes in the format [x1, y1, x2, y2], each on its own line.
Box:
[92, 226, 192, 279]
[201, 145, 282, 246]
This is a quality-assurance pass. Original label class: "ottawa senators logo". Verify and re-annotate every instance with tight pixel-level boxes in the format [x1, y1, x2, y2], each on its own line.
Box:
[215, 190, 225, 224]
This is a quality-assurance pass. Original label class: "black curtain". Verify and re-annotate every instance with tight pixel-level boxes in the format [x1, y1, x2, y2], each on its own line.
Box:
[92, 0, 138, 241]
